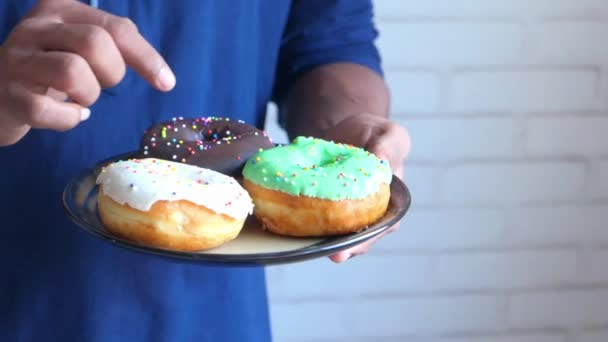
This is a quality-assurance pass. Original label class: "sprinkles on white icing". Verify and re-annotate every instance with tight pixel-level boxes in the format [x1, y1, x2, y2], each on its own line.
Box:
[96, 158, 253, 220]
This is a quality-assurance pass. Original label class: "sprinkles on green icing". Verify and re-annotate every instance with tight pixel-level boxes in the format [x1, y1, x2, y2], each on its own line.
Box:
[242, 136, 393, 200]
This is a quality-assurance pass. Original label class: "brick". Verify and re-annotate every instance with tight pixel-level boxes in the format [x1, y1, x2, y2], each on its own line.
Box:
[526, 117, 608, 156]
[352, 295, 503, 335]
[577, 330, 608, 342]
[591, 160, 608, 199]
[579, 249, 608, 284]
[531, 21, 608, 64]
[441, 162, 586, 204]
[508, 290, 608, 328]
[433, 334, 566, 342]
[507, 206, 608, 246]
[402, 118, 516, 161]
[282, 338, 416, 342]
[386, 71, 441, 113]
[402, 164, 435, 206]
[266, 255, 432, 300]
[374, 0, 608, 18]
[450, 70, 599, 112]
[286, 336, 567, 342]
[434, 250, 578, 290]
[377, 21, 522, 67]
[270, 302, 352, 340]
[375, 208, 505, 251]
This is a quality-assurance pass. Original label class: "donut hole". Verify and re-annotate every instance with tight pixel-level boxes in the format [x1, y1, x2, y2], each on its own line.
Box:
[199, 126, 231, 142]
[320, 152, 351, 167]
[295, 149, 351, 169]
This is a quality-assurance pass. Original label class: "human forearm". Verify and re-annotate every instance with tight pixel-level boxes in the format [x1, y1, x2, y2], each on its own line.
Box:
[279, 61, 410, 263]
[280, 62, 390, 139]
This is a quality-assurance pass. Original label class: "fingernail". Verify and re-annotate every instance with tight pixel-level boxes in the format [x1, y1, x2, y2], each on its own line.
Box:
[80, 108, 91, 121]
[158, 66, 176, 90]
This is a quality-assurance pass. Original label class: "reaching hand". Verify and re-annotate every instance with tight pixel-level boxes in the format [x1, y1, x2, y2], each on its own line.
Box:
[0, 0, 175, 146]
[322, 113, 410, 263]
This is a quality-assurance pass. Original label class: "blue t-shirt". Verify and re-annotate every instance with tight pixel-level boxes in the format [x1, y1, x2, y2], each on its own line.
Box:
[0, 1, 382, 341]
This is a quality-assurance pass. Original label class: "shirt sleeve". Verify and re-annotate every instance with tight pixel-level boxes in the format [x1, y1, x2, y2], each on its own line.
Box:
[272, 0, 383, 103]
[0, 2, 21, 43]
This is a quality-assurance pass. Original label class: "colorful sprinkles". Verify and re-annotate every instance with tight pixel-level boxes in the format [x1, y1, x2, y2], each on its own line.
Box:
[96, 158, 254, 219]
[140, 116, 273, 165]
[242, 136, 393, 201]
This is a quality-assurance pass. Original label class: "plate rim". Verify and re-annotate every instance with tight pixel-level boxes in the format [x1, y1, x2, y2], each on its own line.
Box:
[62, 151, 412, 266]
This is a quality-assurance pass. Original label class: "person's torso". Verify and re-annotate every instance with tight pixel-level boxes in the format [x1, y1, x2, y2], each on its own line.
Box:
[0, 1, 290, 341]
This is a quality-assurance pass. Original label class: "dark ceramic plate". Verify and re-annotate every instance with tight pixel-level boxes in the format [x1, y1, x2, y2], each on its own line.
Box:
[62, 152, 411, 266]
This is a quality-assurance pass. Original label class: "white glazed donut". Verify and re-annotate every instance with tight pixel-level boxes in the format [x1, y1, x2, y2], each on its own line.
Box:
[95, 158, 253, 251]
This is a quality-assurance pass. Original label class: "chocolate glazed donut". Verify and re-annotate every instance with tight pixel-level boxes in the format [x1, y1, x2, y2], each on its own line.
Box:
[140, 117, 274, 177]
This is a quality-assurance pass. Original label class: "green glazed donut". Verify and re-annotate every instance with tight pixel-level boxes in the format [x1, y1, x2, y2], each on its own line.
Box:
[242, 136, 392, 200]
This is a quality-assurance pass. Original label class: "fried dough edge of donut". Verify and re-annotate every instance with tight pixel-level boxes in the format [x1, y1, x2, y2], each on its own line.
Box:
[242, 179, 390, 237]
[97, 188, 245, 251]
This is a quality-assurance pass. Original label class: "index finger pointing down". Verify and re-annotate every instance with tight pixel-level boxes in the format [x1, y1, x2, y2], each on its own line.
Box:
[51, 0, 176, 91]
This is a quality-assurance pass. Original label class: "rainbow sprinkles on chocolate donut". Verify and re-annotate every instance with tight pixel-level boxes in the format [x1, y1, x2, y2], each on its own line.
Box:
[140, 116, 274, 177]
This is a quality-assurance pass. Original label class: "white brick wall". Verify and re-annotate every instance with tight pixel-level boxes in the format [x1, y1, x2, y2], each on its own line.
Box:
[506, 205, 608, 246]
[406, 118, 517, 160]
[264, 1, 608, 341]
[441, 162, 586, 204]
[526, 117, 608, 156]
[453, 69, 601, 112]
[386, 71, 441, 112]
[376, 21, 524, 67]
